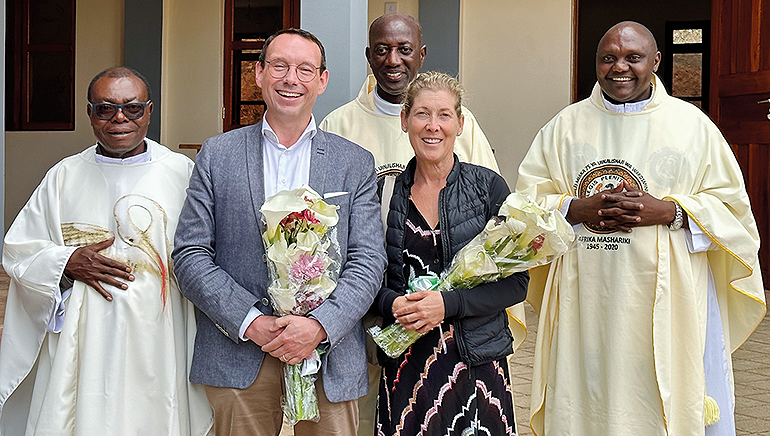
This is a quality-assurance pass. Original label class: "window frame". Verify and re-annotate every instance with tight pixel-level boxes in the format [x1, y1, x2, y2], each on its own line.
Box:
[223, 0, 300, 132]
[6, 0, 76, 131]
[664, 20, 711, 111]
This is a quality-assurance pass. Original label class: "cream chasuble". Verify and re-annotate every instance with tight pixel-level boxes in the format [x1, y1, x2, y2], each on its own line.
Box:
[516, 76, 766, 436]
[0, 140, 213, 435]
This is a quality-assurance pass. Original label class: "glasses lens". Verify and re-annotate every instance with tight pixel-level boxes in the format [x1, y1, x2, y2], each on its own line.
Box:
[268, 61, 289, 78]
[122, 103, 145, 119]
[94, 104, 116, 120]
[296, 64, 317, 82]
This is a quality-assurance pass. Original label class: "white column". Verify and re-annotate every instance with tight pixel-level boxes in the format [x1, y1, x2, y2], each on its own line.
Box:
[301, 0, 368, 121]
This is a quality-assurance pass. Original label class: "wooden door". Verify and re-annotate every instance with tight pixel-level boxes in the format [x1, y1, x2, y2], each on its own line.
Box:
[710, 0, 770, 283]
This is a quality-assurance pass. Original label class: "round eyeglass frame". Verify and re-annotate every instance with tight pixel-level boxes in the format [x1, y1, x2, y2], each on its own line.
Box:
[264, 60, 322, 83]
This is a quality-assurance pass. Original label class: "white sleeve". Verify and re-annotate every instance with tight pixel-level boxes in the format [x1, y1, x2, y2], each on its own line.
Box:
[47, 285, 71, 333]
[685, 215, 717, 253]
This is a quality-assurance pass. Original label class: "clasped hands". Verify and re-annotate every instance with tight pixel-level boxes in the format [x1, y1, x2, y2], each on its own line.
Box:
[246, 315, 327, 365]
[567, 181, 678, 232]
[392, 289, 445, 335]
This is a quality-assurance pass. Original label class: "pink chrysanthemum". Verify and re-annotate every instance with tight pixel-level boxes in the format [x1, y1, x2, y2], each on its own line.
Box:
[290, 253, 326, 284]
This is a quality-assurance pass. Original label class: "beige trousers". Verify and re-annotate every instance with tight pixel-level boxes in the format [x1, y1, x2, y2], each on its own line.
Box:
[205, 354, 358, 436]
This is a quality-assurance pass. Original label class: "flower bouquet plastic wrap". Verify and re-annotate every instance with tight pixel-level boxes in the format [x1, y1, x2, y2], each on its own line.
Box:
[369, 192, 575, 358]
[260, 186, 341, 424]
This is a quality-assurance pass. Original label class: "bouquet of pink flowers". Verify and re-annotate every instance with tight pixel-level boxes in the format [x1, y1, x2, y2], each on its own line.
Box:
[261, 186, 341, 424]
[369, 192, 574, 358]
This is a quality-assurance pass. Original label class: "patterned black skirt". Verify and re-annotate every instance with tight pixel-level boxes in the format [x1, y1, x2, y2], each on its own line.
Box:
[376, 323, 516, 436]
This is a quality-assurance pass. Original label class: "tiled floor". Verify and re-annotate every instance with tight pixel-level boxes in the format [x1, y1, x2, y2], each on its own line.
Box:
[0, 271, 767, 435]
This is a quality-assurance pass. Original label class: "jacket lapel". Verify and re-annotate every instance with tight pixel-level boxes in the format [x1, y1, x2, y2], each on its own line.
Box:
[245, 123, 266, 224]
[309, 129, 328, 195]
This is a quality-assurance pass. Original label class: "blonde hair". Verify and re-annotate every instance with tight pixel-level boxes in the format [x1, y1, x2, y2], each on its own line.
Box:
[402, 71, 464, 119]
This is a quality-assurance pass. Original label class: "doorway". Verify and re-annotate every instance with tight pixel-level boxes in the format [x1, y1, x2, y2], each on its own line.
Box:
[573, 0, 711, 103]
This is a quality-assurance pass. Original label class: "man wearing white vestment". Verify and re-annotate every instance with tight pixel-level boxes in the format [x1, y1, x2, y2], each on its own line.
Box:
[320, 13, 499, 179]
[319, 14, 523, 436]
[516, 22, 766, 436]
[0, 67, 213, 435]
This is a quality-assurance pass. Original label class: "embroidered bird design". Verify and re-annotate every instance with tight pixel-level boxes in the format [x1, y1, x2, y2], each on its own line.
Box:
[61, 194, 173, 309]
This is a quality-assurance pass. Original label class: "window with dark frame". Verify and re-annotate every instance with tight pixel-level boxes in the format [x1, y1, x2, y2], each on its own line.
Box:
[223, 0, 300, 132]
[5, 0, 76, 131]
[664, 20, 710, 111]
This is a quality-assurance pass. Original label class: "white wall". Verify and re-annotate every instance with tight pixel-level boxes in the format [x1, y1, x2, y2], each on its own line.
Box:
[4, 0, 125, 229]
[161, 0, 224, 160]
[460, 0, 572, 186]
[368, 0, 419, 24]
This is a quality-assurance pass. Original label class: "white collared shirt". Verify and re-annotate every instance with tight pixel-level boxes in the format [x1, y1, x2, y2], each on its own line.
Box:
[261, 114, 316, 199]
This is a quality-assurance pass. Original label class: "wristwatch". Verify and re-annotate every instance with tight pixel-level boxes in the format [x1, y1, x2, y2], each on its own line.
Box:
[668, 202, 684, 231]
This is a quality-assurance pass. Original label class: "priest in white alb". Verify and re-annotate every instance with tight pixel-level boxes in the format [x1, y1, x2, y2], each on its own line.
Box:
[0, 67, 212, 435]
[516, 22, 766, 436]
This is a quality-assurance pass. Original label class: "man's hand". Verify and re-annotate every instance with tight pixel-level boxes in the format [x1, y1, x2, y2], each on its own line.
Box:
[64, 237, 133, 301]
[394, 290, 445, 334]
[261, 316, 327, 365]
[244, 314, 283, 346]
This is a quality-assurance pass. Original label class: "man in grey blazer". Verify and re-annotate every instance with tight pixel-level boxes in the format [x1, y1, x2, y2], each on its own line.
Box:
[172, 28, 386, 436]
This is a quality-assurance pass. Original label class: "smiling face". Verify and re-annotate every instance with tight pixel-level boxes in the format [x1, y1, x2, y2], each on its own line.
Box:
[88, 75, 152, 158]
[366, 15, 426, 104]
[596, 22, 661, 103]
[256, 33, 328, 128]
[401, 89, 464, 167]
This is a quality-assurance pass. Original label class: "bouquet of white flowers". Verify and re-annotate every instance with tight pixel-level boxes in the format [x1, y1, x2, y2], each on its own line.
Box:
[369, 192, 574, 358]
[261, 186, 341, 424]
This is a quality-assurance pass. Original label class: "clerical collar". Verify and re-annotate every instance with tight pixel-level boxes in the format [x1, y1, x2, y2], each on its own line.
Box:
[94, 140, 152, 165]
[601, 88, 654, 113]
[373, 86, 403, 116]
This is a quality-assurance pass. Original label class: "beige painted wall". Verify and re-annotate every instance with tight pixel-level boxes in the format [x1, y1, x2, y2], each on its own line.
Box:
[161, 0, 224, 161]
[4, 1, 124, 229]
[460, 0, 573, 186]
[368, 0, 419, 26]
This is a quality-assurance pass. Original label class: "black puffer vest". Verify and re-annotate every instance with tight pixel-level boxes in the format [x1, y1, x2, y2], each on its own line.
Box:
[378, 156, 528, 366]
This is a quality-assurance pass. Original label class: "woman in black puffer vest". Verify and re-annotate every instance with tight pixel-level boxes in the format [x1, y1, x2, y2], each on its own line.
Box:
[373, 72, 528, 436]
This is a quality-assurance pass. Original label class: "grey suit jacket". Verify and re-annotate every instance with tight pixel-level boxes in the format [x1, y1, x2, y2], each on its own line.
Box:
[172, 122, 386, 402]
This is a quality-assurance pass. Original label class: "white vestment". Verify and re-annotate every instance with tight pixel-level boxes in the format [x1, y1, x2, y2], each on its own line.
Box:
[0, 140, 213, 435]
[516, 76, 766, 436]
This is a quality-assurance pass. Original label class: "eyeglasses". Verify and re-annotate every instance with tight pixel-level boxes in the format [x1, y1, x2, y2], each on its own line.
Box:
[88, 101, 151, 120]
[264, 60, 321, 82]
